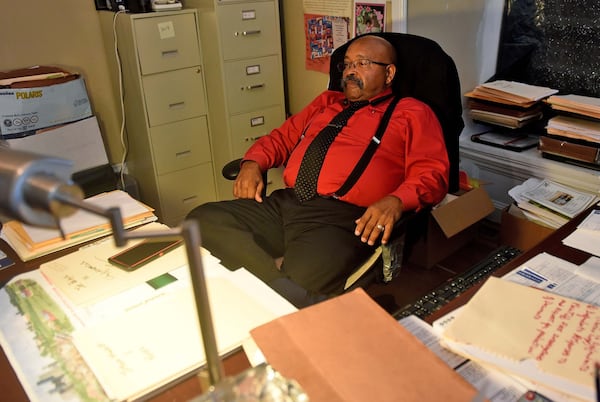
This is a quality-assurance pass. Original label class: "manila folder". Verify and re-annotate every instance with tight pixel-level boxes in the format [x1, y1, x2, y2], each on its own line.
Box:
[250, 288, 479, 402]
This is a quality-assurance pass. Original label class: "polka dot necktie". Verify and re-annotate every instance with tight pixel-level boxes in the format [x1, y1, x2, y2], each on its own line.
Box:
[294, 100, 369, 203]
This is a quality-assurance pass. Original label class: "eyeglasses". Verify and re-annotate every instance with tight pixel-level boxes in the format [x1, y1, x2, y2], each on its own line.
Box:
[336, 58, 390, 72]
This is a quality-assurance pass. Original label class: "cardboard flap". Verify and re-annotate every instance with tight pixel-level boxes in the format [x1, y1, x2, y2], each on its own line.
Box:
[431, 187, 494, 238]
[0, 65, 78, 88]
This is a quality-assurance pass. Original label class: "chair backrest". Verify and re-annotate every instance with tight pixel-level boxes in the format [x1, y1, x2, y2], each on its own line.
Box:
[328, 33, 464, 193]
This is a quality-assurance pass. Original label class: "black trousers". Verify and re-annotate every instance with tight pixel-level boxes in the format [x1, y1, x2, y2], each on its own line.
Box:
[186, 188, 375, 306]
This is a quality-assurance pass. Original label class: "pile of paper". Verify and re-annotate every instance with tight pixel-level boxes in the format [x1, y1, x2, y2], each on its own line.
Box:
[1, 190, 157, 261]
[467, 80, 559, 107]
[467, 99, 544, 129]
[562, 209, 600, 257]
[546, 94, 600, 120]
[465, 80, 558, 130]
[508, 178, 599, 229]
[439, 276, 600, 402]
[546, 115, 600, 144]
[0, 223, 297, 402]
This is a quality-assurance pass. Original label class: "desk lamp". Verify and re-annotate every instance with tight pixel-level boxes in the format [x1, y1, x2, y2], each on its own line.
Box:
[0, 147, 307, 401]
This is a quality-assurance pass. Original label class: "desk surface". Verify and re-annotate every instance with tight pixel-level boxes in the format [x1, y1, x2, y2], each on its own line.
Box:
[0, 237, 251, 402]
[1, 206, 597, 401]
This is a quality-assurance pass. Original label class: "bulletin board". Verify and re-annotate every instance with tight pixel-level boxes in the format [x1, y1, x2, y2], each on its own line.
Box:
[302, 0, 405, 73]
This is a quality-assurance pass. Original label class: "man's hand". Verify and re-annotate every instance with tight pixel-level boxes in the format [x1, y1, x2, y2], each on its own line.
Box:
[354, 195, 403, 245]
[233, 161, 265, 202]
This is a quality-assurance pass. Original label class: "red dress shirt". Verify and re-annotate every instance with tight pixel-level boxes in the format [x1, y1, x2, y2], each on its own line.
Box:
[243, 88, 449, 211]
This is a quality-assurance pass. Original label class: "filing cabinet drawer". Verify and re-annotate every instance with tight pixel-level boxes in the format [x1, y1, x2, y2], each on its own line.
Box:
[229, 105, 285, 157]
[150, 116, 212, 175]
[143, 67, 207, 127]
[134, 13, 201, 75]
[224, 55, 284, 115]
[217, 1, 280, 60]
[158, 163, 216, 220]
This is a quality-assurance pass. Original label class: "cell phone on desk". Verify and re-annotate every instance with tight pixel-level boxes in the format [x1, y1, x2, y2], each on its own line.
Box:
[108, 239, 182, 272]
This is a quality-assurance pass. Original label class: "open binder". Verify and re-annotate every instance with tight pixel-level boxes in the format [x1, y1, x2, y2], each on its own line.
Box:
[471, 131, 539, 151]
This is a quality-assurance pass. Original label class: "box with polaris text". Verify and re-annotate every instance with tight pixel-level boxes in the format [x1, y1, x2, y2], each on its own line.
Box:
[408, 187, 495, 269]
[0, 76, 92, 138]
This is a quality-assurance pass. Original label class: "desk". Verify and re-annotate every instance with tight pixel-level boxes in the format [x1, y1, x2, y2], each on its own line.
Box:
[423, 203, 598, 325]
[2, 207, 597, 401]
[0, 238, 252, 402]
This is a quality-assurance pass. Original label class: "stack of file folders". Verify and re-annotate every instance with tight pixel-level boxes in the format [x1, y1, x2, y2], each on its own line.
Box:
[1, 190, 157, 261]
[540, 94, 600, 170]
[465, 80, 557, 129]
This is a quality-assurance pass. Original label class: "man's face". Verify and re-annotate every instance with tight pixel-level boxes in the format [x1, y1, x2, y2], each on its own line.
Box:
[341, 38, 395, 102]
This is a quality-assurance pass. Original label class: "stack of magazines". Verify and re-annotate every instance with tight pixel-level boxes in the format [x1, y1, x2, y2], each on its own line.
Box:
[508, 178, 599, 229]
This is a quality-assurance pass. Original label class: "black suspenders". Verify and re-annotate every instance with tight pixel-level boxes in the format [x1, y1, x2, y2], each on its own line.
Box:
[335, 94, 401, 198]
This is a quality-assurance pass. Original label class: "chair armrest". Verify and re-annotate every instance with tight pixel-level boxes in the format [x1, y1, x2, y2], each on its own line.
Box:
[222, 158, 243, 180]
[221, 158, 269, 198]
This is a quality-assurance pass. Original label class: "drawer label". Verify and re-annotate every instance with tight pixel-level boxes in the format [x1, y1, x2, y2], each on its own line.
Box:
[246, 64, 261, 75]
[157, 21, 175, 39]
[250, 116, 265, 127]
[241, 9, 256, 20]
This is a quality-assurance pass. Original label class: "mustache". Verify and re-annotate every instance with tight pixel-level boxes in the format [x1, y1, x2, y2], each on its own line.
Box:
[341, 75, 364, 89]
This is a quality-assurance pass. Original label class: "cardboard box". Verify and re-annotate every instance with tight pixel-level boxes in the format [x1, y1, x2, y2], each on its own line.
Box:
[408, 187, 495, 268]
[500, 204, 555, 251]
[6, 116, 108, 172]
[0, 75, 92, 137]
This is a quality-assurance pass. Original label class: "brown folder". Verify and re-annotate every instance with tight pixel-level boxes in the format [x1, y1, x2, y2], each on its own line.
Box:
[250, 289, 481, 402]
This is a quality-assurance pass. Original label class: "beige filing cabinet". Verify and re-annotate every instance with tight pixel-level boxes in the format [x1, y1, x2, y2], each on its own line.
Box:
[186, 0, 287, 200]
[98, 10, 217, 226]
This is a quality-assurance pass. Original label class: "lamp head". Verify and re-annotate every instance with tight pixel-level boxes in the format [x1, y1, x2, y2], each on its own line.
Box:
[0, 147, 83, 228]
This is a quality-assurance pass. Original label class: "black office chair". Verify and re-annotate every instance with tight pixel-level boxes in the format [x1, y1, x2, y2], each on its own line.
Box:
[222, 32, 464, 289]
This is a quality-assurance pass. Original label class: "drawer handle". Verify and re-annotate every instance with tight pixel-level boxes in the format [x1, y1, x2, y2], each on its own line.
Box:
[175, 150, 192, 157]
[245, 135, 265, 142]
[182, 195, 198, 204]
[242, 83, 265, 91]
[235, 30, 261, 36]
[162, 49, 179, 57]
[169, 101, 185, 109]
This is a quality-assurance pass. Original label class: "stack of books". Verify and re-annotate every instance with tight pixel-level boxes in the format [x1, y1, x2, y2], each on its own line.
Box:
[465, 80, 558, 129]
[540, 94, 600, 169]
[507, 178, 599, 229]
[1, 190, 157, 261]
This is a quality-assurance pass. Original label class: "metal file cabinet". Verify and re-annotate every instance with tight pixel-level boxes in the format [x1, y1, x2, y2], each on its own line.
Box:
[188, 0, 287, 199]
[99, 9, 217, 226]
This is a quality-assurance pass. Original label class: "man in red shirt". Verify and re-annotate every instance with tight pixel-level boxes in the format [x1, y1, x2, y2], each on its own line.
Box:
[187, 35, 449, 307]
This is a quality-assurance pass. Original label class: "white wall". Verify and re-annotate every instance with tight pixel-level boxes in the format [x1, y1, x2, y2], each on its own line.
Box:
[407, 0, 505, 135]
[0, 2, 123, 163]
